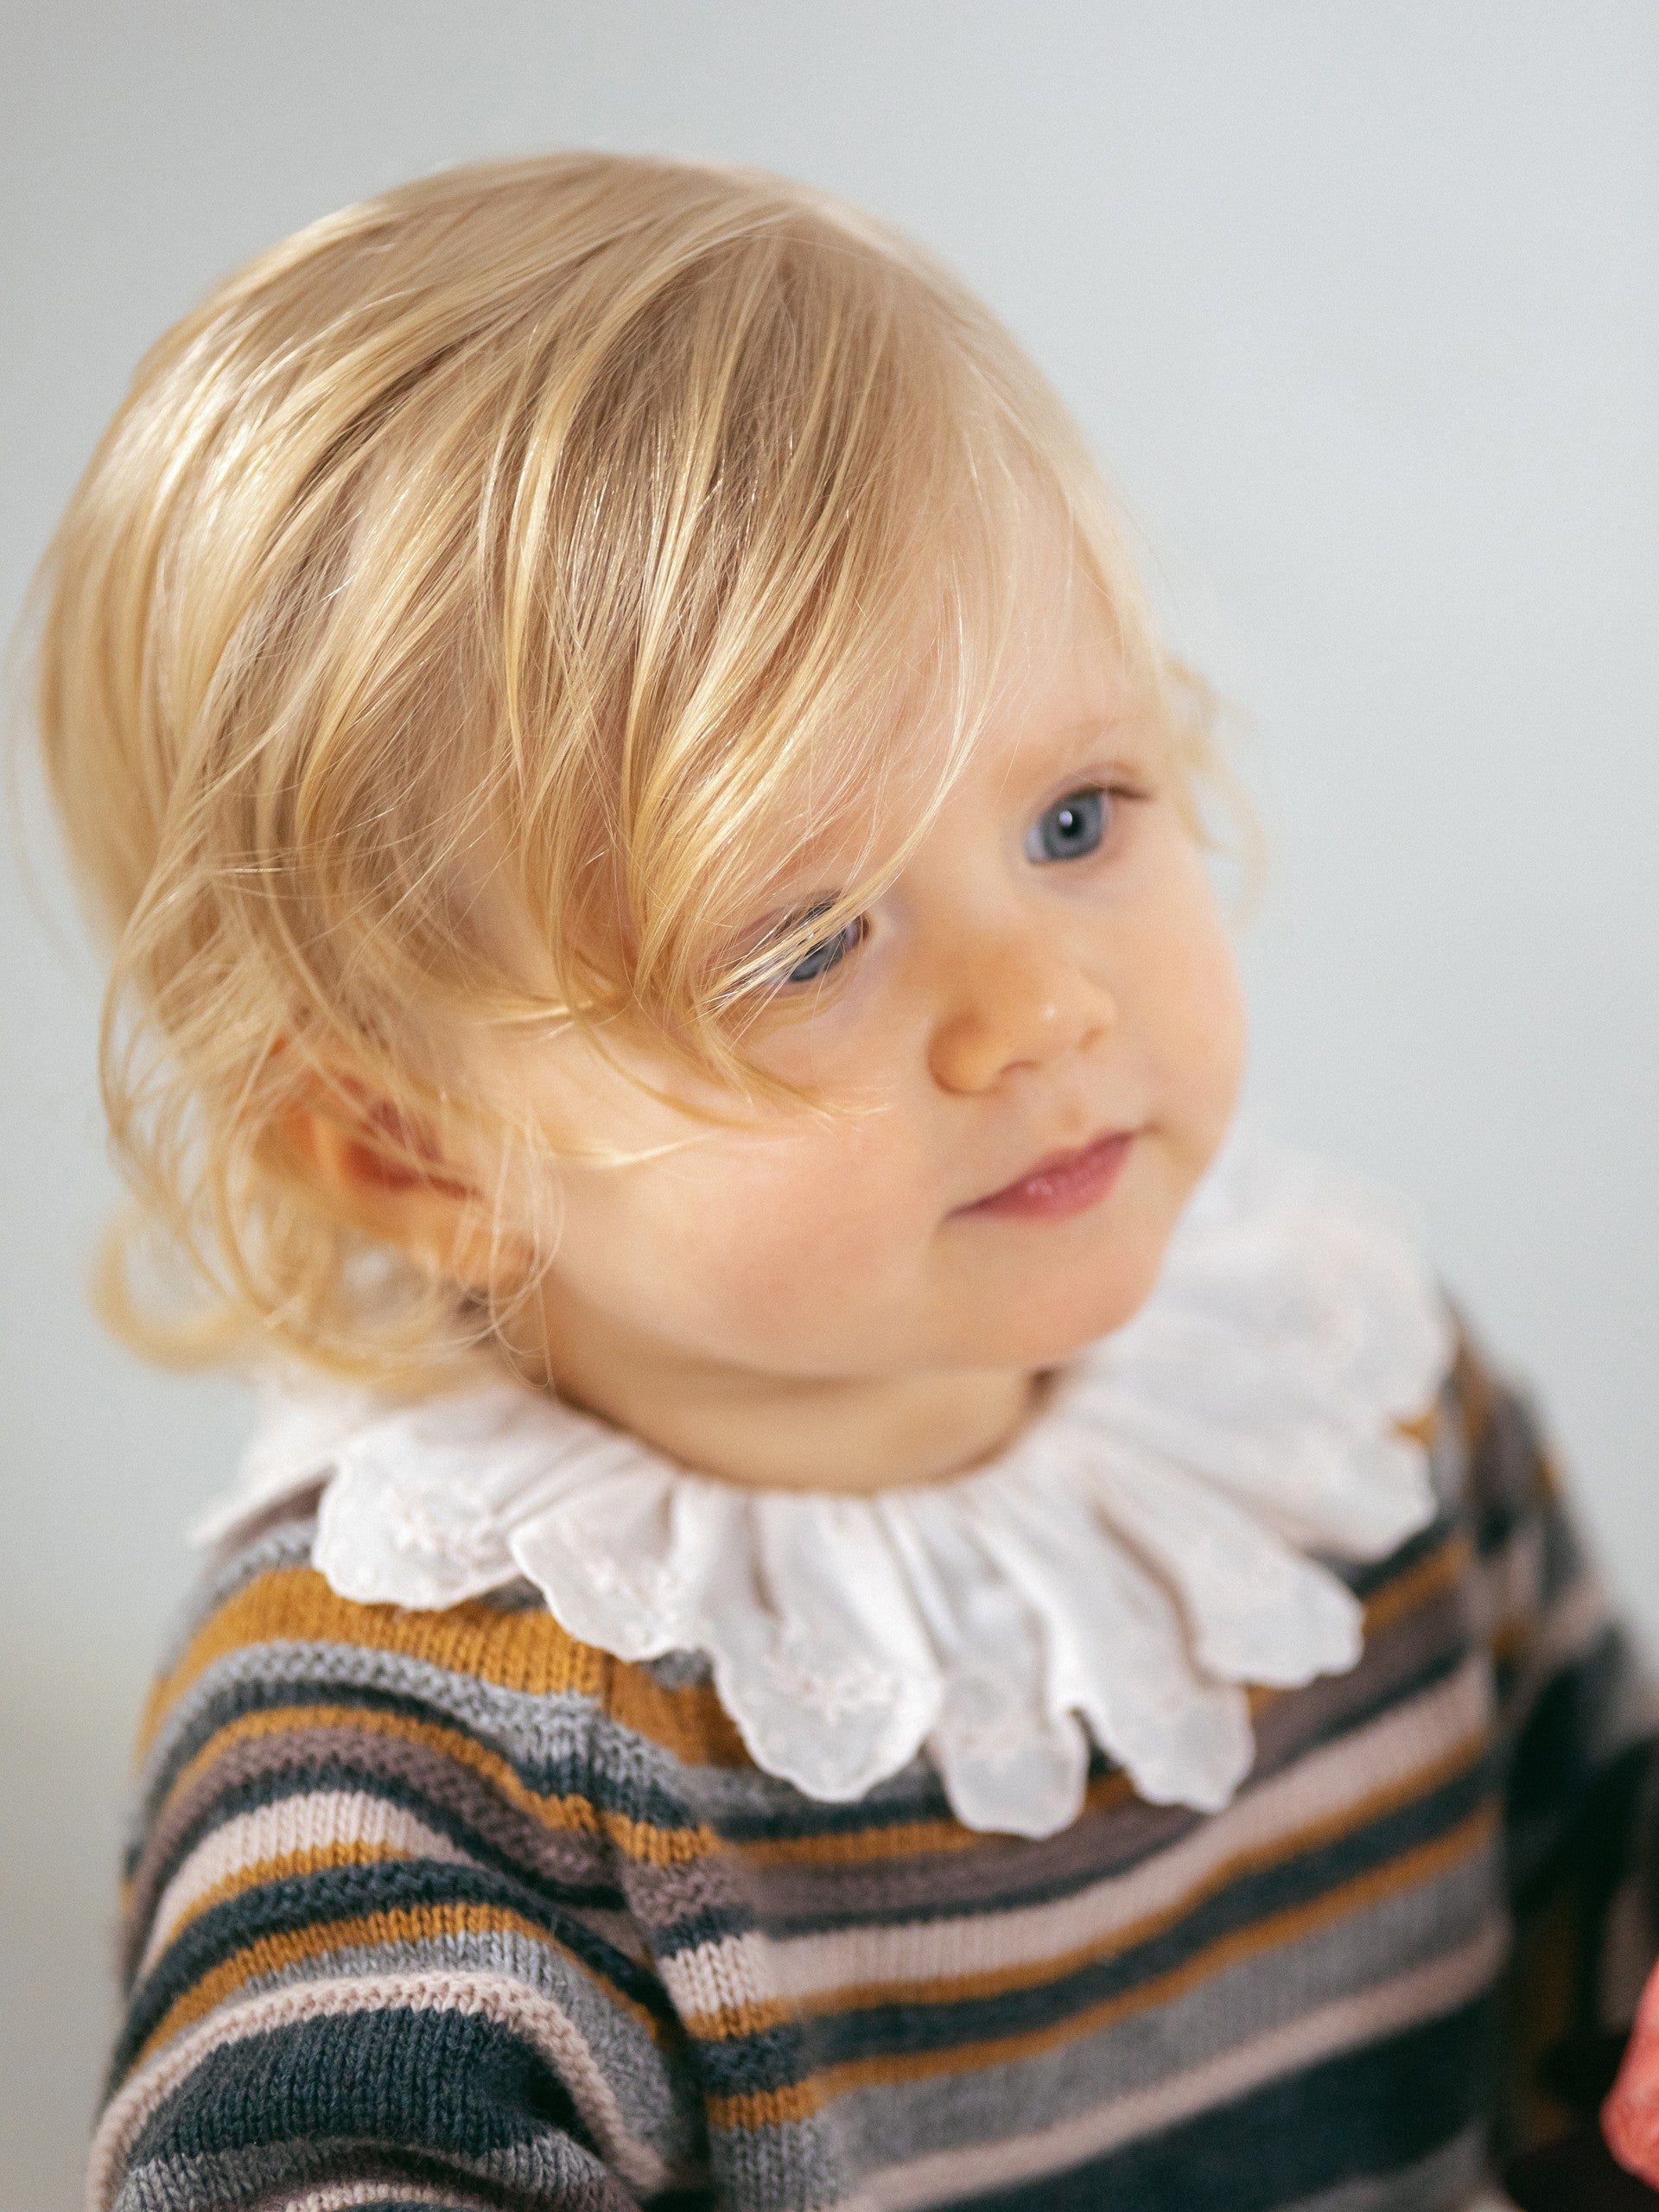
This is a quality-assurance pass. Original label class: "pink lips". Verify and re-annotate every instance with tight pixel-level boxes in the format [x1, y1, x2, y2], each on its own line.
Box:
[954, 1129, 1135, 1224]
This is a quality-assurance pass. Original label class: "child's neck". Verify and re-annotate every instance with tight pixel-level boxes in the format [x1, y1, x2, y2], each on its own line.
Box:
[496, 1294, 1043, 1494]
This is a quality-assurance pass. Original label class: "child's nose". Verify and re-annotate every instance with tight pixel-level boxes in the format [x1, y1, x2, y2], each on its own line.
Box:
[926, 929, 1117, 1096]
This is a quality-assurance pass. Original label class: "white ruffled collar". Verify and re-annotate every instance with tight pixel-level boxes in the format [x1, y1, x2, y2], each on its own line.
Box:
[194, 1136, 1452, 1839]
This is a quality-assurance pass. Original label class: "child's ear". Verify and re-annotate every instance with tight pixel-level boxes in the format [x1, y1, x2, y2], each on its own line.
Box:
[277, 1089, 528, 1294]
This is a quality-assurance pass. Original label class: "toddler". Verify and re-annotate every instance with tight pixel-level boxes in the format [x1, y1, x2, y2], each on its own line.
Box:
[35, 154, 1659, 2210]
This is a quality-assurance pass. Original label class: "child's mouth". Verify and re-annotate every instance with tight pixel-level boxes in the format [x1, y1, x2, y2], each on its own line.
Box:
[952, 1129, 1136, 1223]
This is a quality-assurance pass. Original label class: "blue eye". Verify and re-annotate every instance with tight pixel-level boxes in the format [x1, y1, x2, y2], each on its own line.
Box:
[1026, 787, 1108, 864]
[782, 908, 866, 985]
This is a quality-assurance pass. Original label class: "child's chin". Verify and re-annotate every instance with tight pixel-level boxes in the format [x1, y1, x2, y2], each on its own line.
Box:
[957, 1249, 1171, 1368]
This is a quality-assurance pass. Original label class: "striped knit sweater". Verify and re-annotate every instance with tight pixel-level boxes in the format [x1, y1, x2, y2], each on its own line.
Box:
[93, 1335, 1659, 2211]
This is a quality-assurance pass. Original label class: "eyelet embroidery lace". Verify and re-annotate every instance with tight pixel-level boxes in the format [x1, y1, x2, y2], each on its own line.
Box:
[193, 1135, 1453, 1837]
[384, 1483, 505, 1573]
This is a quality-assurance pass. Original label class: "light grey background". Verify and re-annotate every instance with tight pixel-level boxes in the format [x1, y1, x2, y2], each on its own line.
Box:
[3, 4, 1656, 2203]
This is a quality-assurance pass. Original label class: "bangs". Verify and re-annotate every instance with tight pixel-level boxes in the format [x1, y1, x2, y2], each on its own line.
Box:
[476, 194, 1166, 1086]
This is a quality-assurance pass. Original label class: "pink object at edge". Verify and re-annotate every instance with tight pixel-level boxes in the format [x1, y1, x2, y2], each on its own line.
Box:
[1603, 1964, 1659, 2183]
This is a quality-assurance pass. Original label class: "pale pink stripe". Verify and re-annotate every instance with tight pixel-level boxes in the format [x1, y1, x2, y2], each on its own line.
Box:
[251, 2183, 497, 2212]
[1469, 1518, 1542, 1644]
[667, 1656, 1491, 2017]
[141, 1791, 476, 1977]
[864, 1920, 1507, 2210]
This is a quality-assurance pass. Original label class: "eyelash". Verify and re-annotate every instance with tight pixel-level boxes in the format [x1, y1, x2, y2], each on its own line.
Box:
[779, 906, 868, 987]
[773, 781, 1143, 988]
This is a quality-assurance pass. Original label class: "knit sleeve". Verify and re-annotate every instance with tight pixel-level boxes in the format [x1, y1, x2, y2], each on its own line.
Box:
[89, 1521, 708, 2211]
[1446, 1333, 1659, 2170]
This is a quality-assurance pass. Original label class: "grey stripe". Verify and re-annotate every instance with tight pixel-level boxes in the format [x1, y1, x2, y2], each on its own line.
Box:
[116, 2133, 629, 2212]
[706, 2112, 858, 2212]
[156, 1522, 1480, 1896]
[146, 1520, 321, 1683]
[141, 1623, 793, 1832]
[138, 1636, 604, 1808]
[857, 1923, 1504, 2210]
[126, 1711, 619, 1964]
[798, 1836, 1505, 2171]
[696, 1634, 1487, 1938]
[1249, 1561, 1477, 1780]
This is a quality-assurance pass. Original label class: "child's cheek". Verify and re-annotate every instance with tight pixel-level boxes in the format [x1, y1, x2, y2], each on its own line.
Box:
[644, 1110, 947, 1366]
[1143, 869, 1249, 1157]
[1187, 938, 1249, 1145]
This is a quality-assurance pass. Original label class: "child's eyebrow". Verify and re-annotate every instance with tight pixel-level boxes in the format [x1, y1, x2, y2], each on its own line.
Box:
[1037, 709, 1141, 750]
[985, 708, 1153, 797]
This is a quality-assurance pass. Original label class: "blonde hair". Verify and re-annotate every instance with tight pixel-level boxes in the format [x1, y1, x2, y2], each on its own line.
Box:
[32, 151, 1214, 1381]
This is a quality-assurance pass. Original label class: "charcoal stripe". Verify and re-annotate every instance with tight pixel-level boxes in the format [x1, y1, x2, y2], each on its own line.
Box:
[953, 1996, 1495, 2211]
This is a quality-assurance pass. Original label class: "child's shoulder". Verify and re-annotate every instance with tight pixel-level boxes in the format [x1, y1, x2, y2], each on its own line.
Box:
[163, 1507, 609, 1715]
[142, 1503, 748, 1840]
[1436, 1317, 1558, 1525]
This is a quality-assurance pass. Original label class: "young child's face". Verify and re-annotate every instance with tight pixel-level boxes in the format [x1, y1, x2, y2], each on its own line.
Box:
[505, 518, 1247, 1390]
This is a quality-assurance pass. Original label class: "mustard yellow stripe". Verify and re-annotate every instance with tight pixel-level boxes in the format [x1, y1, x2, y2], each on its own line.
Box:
[681, 1724, 1491, 2040]
[705, 1802, 1500, 2127]
[139, 1516, 1474, 1913]
[134, 1897, 664, 2071]
[155, 1840, 418, 1961]
[735, 1539, 1470, 1879]
[1395, 1398, 1440, 1452]
[1361, 1531, 1471, 1641]
[805, 1727, 1490, 2017]
[132, 1697, 715, 1904]
[1448, 1330, 1495, 1449]
[738, 1768, 1144, 1871]
[139, 1567, 605, 1759]
[140, 1563, 753, 1771]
